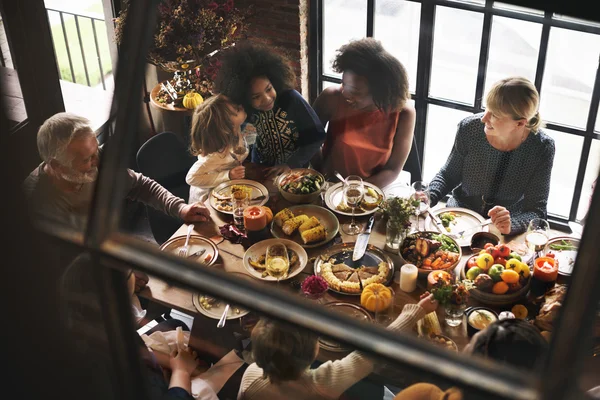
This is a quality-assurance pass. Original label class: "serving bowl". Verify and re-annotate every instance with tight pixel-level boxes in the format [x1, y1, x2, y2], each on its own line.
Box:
[465, 307, 499, 337]
[277, 168, 325, 204]
[470, 231, 500, 253]
[398, 231, 462, 277]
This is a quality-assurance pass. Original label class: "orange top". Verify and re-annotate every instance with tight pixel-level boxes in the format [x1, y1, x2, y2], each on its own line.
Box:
[322, 96, 400, 179]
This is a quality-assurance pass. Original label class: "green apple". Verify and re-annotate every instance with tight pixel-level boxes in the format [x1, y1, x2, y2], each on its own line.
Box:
[476, 253, 494, 271]
[488, 264, 505, 282]
[466, 266, 483, 280]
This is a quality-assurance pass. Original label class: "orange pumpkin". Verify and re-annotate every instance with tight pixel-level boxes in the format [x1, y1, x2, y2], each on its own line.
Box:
[261, 206, 273, 224]
[360, 283, 393, 313]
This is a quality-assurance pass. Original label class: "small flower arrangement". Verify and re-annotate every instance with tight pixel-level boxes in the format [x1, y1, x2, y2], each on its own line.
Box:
[431, 280, 470, 307]
[379, 196, 419, 232]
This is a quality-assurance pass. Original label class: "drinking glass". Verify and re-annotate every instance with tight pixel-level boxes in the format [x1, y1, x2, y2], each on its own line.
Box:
[265, 243, 290, 283]
[230, 135, 249, 165]
[232, 191, 249, 230]
[342, 175, 364, 235]
[525, 218, 550, 261]
[410, 181, 430, 231]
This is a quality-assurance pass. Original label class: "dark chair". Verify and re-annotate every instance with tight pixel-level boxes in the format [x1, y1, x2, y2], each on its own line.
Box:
[136, 132, 197, 244]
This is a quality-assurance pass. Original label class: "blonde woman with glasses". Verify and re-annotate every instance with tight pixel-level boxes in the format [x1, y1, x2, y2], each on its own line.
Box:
[428, 77, 555, 235]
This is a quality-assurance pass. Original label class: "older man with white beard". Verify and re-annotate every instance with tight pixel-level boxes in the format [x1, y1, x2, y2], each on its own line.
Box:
[22, 112, 211, 232]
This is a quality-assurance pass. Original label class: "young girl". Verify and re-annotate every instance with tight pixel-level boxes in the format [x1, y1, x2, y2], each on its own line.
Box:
[186, 94, 249, 204]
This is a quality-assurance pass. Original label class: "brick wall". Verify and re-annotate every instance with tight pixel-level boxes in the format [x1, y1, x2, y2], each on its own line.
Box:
[236, 0, 308, 97]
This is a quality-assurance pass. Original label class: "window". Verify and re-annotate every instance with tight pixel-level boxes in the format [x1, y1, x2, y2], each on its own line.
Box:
[317, 0, 600, 224]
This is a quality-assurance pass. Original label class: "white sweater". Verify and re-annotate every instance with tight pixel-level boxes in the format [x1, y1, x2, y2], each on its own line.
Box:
[238, 304, 426, 400]
[186, 148, 248, 204]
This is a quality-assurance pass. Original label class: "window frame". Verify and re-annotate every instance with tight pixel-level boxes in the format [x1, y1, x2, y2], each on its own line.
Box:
[311, 0, 600, 227]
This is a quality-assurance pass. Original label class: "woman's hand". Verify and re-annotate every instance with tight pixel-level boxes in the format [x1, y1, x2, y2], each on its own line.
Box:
[179, 203, 211, 223]
[265, 164, 291, 180]
[417, 292, 439, 314]
[488, 206, 511, 234]
[169, 347, 200, 376]
[229, 165, 246, 180]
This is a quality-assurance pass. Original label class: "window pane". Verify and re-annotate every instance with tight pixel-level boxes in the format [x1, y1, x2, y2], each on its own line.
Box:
[577, 139, 600, 221]
[539, 28, 600, 129]
[447, 0, 485, 6]
[483, 17, 542, 105]
[552, 14, 600, 29]
[323, 0, 367, 77]
[322, 80, 340, 90]
[544, 130, 584, 218]
[374, 0, 421, 92]
[493, 1, 544, 16]
[430, 7, 483, 105]
[0, 17, 14, 68]
[596, 107, 600, 133]
[423, 105, 473, 182]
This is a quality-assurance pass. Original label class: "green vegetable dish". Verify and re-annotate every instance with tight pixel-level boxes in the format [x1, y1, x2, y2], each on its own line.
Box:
[431, 234, 460, 253]
[279, 171, 324, 195]
[439, 212, 458, 231]
[549, 240, 577, 251]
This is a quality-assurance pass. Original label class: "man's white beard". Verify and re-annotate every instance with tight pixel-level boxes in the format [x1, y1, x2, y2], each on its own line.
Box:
[60, 167, 99, 184]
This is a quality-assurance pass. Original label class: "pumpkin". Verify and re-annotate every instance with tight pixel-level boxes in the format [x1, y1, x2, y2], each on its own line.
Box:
[182, 92, 204, 109]
[261, 206, 273, 224]
[360, 283, 393, 313]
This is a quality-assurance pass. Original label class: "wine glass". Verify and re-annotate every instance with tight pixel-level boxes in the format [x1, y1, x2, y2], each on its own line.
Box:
[526, 218, 550, 262]
[265, 243, 290, 283]
[230, 135, 249, 165]
[342, 175, 364, 235]
[410, 181, 430, 231]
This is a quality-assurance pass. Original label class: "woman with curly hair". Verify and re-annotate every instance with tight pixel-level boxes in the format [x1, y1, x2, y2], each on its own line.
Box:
[312, 38, 416, 188]
[214, 42, 326, 178]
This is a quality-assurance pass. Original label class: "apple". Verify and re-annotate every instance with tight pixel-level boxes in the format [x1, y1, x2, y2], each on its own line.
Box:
[493, 257, 507, 267]
[467, 256, 478, 269]
[491, 247, 501, 259]
[505, 259, 521, 271]
[484, 243, 495, 250]
[476, 253, 494, 271]
[497, 244, 510, 258]
[466, 266, 483, 280]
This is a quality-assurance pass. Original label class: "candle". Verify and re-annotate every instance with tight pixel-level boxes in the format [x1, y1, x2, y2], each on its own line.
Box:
[243, 206, 267, 231]
[399, 264, 418, 293]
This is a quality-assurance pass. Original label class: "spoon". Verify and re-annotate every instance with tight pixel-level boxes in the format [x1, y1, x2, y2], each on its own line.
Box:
[334, 171, 346, 184]
[217, 304, 230, 328]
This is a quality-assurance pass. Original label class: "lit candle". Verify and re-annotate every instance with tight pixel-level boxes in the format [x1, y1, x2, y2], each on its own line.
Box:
[243, 206, 267, 231]
[399, 264, 418, 293]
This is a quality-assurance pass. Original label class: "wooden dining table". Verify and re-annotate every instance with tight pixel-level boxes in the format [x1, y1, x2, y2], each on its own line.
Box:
[138, 176, 572, 367]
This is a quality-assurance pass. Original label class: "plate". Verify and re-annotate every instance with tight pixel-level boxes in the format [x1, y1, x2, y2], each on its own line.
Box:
[383, 182, 413, 199]
[426, 207, 488, 247]
[545, 236, 580, 276]
[313, 243, 394, 295]
[209, 179, 269, 215]
[191, 273, 251, 320]
[270, 205, 339, 248]
[318, 302, 373, 352]
[159, 235, 219, 266]
[243, 238, 308, 281]
[324, 182, 385, 217]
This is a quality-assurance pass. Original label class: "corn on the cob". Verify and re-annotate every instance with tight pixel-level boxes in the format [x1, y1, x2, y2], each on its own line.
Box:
[298, 216, 321, 234]
[301, 225, 326, 244]
[273, 208, 295, 228]
[282, 215, 310, 235]
[419, 312, 442, 336]
[231, 185, 252, 200]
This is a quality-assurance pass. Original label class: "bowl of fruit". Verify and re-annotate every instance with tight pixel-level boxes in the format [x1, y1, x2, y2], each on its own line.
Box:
[399, 232, 462, 277]
[461, 243, 531, 306]
[277, 168, 326, 204]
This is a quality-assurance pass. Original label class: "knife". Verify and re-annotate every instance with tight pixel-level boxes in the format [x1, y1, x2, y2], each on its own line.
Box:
[352, 215, 375, 261]
[428, 210, 446, 233]
[187, 248, 206, 258]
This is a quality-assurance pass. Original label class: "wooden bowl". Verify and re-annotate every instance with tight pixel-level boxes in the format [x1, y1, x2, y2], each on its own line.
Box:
[470, 232, 500, 253]
[277, 168, 325, 204]
[398, 231, 463, 278]
[460, 258, 530, 306]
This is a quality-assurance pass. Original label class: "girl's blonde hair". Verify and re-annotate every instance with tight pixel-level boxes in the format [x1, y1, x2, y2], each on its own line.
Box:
[486, 77, 544, 133]
[189, 94, 237, 156]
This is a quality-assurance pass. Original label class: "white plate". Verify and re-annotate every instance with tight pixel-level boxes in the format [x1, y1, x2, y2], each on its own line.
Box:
[324, 182, 385, 217]
[243, 238, 308, 281]
[270, 205, 339, 248]
[191, 273, 251, 320]
[425, 207, 488, 247]
[383, 182, 413, 199]
[545, 236, 579, 276]
[159, 235, 219, 266]
[209, 179, 269, 215]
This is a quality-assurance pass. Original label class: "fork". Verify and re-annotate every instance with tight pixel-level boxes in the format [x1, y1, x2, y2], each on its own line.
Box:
[455, 219, 493, 238]
[178, 224, 194, 257]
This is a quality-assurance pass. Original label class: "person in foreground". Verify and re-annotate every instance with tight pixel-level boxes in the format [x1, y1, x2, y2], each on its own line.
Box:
[214, 41, 326, 179]
[311, 38, 416, 188]
[428, 77, 555, 235]
[394, 318, 549, 400]
[22, 112, 210, 232]
[186, 94, 249, 203]
[237, 293, 438, 400]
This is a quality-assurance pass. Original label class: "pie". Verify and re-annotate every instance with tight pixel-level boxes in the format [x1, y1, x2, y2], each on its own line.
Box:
[321, 261, 389, 294]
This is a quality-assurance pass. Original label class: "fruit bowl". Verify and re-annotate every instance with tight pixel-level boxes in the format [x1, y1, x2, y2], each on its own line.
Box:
[399, 231, 462, 277]
[277, 168, 325, 204]
[461, 255, 531, 306]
